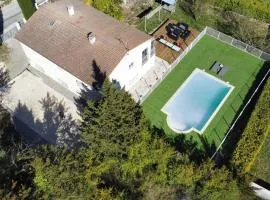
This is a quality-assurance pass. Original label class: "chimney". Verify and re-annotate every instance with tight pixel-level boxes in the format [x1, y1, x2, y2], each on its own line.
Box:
[67, 5, 75, 16]
[88, 32, 96, 44]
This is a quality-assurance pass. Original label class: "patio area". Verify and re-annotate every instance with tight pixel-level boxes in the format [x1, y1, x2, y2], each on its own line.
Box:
[129, 57, 170, 102]
[152, 19, 200, 64]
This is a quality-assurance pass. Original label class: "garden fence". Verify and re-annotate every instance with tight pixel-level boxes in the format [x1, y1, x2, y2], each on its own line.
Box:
[140, 27, 207, 102]
[139, 26, 270, 159]
[205, 27, 270, 61]
[211, 67, 270, 159]
[141, 26, 270, 103]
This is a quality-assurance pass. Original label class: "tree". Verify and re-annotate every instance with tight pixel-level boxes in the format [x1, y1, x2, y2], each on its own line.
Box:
[31, 145, 122, 199]
[81, 79, 145, 159]
[85, 0, 124, 20]
[0, 104, 36, 199]
[192, 161, 240, 200]
[0, 45, 10, 63]
[31, 146, 90, 199]
[121, 131, 241, 199]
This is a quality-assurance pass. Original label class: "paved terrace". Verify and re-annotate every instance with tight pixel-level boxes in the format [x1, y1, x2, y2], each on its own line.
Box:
[1, 70, 81, 146]
[129, 57, 170, 102]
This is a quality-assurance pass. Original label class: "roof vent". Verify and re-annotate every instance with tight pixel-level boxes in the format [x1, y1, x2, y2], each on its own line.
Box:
[88, 32, 96, 44]
[67, 5, 75, 16]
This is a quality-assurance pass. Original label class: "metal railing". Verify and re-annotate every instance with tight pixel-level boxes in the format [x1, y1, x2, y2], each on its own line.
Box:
[140, 26, 270, 103]
[139, 26, 270, 159]
[140, 27, 207, 103]
[205, 27, 270, 61]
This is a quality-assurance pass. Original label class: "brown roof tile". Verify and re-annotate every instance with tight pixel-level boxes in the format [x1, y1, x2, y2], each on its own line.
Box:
[16, 0, 152, 84]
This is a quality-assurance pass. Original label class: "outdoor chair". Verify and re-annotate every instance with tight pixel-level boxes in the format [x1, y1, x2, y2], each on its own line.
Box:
[181, 30, 191, 40]
[177, 22, 189, 31]
[167, 31, 179, 40]
[210, 61, 221, 73]
[217, 66, 228, 76]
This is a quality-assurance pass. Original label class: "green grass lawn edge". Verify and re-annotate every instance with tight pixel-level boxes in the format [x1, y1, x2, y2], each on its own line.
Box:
[142, 35, 264, 154]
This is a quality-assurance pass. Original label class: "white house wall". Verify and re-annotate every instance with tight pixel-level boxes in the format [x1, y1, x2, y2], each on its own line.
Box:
[109, 38, 155, 90]
[19, 42, 91, 95]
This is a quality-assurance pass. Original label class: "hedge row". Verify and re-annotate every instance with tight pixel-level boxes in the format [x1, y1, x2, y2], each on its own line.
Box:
[232, 76, 270, 172]
[17, 0, 36, 20]
[207, 0, 270, 22]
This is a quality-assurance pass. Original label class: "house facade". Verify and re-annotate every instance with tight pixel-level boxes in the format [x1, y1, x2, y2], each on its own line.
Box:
[16, 0, 156, 95]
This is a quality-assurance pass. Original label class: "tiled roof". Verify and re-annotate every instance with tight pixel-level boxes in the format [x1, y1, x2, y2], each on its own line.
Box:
[16, 0, 151, 85]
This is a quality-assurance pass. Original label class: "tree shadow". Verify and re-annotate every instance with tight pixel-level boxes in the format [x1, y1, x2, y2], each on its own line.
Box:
[151, 126, 208, 164]
[74, 82, 101, 114]
[198, 135, 216, 159]
[92, 60, 106, 90]
[74, 60, 104, 114]
[13, 93, 81, 147]
[219, 61, 270, 164]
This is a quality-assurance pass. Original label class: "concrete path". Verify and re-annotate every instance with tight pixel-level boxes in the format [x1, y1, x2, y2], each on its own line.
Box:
[1, 0, 24, 42]
[4, 38, 28, 79]
[129, 57, 170, 102]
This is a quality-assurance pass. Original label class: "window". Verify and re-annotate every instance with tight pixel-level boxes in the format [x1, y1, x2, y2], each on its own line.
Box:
[142, 48, 148, 65]
[129, 62, 134, 69]
[151, 40, 155, 56]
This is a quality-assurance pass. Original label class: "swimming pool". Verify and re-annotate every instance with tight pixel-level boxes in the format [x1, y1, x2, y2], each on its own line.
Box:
[162, 68, 234, 134]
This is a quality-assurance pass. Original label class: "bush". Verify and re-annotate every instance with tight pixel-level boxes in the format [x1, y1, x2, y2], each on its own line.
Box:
[87, 0, 124, 20]
[211, 0, 270, 22]
[17, 0, 36, 20]
[232, 76, 270, 172]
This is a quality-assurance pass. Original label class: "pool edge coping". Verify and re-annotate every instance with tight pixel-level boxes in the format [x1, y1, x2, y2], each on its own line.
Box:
[161, 68, 235, 135]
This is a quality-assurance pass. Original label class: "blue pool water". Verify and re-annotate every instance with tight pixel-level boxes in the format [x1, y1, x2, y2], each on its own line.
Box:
[162, 68, 233, 134]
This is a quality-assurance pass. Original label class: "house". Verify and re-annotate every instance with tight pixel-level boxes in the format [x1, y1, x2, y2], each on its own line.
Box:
[15, 0, 156, 96]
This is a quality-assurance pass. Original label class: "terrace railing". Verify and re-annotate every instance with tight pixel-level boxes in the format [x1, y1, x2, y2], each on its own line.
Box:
[170, 27, 207, 69]
[140, 27, 207, 103]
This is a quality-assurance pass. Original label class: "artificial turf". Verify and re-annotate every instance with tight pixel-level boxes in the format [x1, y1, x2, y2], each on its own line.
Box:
[142, 35, 264, 154]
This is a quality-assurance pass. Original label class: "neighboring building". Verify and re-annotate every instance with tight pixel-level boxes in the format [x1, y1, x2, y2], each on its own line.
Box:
[122, 0, 153, 7]
[16, 0, 156, 96]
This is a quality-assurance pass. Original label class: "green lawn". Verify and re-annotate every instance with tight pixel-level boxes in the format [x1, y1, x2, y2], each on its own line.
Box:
[142, 35, 264, 154]
[250, 130, 270, 183]
[17, 0, 36, 20]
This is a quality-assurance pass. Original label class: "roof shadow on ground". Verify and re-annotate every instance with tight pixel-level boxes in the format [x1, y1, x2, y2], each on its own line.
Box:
[13, 92, 81, 147]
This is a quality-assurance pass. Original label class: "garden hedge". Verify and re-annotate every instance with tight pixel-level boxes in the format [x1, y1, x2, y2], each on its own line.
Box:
[232, 76, 270, 172]
[208, 0, 270, 22]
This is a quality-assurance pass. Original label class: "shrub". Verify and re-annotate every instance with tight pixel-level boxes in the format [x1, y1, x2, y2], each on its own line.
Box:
[232, 76, 270, 172]
[209, 0, 270, 22]
[85, 0, 124, 20]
